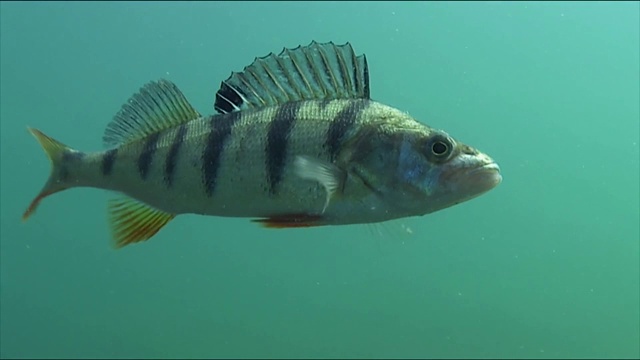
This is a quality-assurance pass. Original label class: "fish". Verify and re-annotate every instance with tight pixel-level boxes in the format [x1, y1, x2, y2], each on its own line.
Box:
[22, 40, 502, 249]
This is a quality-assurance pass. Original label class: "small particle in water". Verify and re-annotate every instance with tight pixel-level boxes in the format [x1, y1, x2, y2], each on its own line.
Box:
[400, 224, 413, 234]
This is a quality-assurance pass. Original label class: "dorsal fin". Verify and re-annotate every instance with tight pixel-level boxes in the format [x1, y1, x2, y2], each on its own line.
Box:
[213, 41, 370, 114]
[103, 79, 201, 147]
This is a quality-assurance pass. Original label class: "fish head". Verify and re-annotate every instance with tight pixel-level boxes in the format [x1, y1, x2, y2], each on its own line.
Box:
[401, 129, 502, 215]
[346, 119, 502, 218]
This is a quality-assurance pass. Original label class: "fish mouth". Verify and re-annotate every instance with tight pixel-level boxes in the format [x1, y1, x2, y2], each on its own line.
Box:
[466, 162, 502, 192]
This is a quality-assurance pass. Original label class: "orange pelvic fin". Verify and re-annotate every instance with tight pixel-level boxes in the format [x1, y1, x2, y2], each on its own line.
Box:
[251, 213, 324, 228]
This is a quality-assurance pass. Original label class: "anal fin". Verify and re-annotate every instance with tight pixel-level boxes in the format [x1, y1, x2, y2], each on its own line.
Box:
[252, 213, 324, 229]
[108, 197, 175, 249]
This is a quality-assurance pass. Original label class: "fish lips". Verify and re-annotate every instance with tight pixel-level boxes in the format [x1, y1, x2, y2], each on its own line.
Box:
[464, 162, 502, 194]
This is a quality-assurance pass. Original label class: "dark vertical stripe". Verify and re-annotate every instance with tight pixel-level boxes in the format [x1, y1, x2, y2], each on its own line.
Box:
[102, 148, 118, 176]
[138, 132, 161, 180]
[202, 112, 241, 197]
[325, 99, 368, 161]
[60, 151, 83, 181]
[164, 124, 188, 187]
[266, 102, 301, 195]
[319, 99, 332, 112]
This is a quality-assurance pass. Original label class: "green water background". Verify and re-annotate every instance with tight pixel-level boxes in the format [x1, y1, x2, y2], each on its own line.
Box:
[1, 1, 638, 358]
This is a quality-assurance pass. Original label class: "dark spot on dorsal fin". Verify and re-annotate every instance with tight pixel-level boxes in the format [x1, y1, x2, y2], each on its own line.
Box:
[214, 80, 247, 114]
[212, 41, 370, 115]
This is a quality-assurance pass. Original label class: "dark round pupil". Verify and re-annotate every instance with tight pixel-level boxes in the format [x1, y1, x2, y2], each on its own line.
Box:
[432, 141, 448, 155]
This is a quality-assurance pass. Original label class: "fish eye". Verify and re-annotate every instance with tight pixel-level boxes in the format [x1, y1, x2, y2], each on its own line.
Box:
[424, 134, 454, 162]
[432, 141, 448, 156]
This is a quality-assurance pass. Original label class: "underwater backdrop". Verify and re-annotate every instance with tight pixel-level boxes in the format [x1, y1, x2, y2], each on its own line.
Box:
[1, 1, 638, 358]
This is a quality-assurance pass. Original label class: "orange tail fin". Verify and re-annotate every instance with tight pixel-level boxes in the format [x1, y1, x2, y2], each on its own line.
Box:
[22, 127, 79, 221]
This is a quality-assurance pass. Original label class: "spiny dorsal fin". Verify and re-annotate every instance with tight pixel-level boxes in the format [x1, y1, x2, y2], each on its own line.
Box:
[214, 41, 370, 114]
[103, 79, 201, 147]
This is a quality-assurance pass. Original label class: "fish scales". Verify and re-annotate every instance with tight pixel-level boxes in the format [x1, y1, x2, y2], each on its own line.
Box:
[82, 99, 371, 218]
[191, 99, 372, 216]
[22, 41, 502, 249]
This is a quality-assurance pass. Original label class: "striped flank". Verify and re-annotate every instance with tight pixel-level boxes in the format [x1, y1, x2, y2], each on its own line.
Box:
[137, 132, 161, 180]
[164, 123, 188, 187]
[202, 112, 241, 197]
[102, 148, 118, 176]
[266, 102, 301, 195]
[325, 99, 369, 161]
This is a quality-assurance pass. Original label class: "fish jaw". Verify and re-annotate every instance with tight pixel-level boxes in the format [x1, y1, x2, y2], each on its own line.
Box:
[440, 153, 502, 201]
[461, 161, 502, 195]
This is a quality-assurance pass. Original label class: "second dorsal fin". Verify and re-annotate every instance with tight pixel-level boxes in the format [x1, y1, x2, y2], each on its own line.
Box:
[103, 80, 201, 147]
[213, 41, 370, 114]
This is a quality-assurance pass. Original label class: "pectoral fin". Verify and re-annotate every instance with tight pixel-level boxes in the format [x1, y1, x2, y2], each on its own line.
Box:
[293, 155, 345, 213]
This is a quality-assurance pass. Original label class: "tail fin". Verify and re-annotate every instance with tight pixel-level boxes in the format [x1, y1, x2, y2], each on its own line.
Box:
[22, 127, 79, 221]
